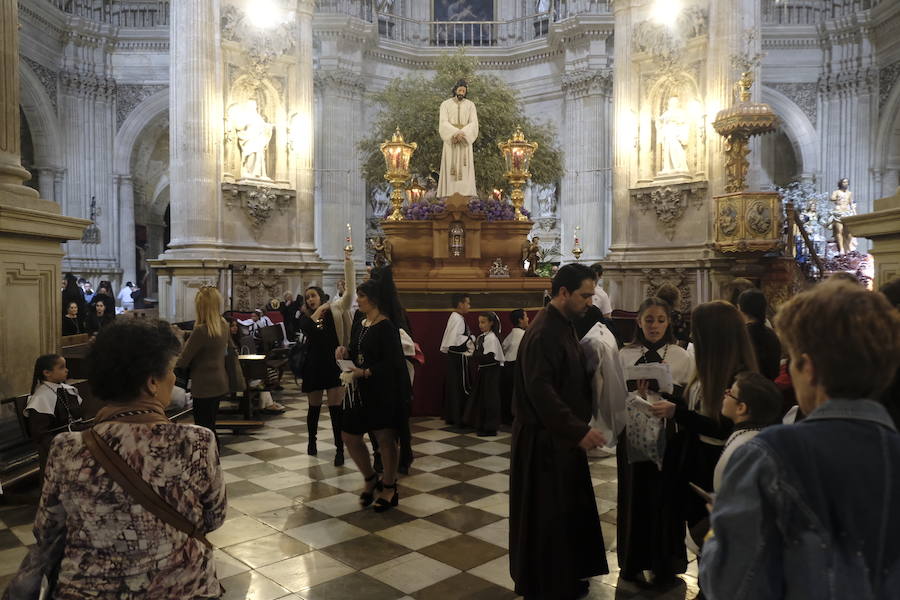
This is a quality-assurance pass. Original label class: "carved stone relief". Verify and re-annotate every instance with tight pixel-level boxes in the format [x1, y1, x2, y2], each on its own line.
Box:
[879, 61, 900, 112]
[233, 267, 287, 312]
[221, 5, 297, 80]
[21, 56, 58, 111]
[116, 84, 167, 130]
[632, 7, 708, 68]
[769, 82, 817, 124]
[643, 267, 691, 312]
[222, 182, 296, 236]
[631, 181, 708, 240]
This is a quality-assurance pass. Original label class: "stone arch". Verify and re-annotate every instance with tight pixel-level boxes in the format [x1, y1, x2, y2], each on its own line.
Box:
[18, 63, 62, 168]
[761, 85, 819, 181]
[113, 88, 169, 175]
[874, 78, 900, 197]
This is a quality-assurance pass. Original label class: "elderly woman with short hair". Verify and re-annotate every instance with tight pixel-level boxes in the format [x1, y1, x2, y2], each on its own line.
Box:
[3, 320, 226, 600]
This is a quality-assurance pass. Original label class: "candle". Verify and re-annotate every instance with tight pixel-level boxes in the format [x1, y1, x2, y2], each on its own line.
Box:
[574, 226, 581, 247]
[346, 223, 352, 245]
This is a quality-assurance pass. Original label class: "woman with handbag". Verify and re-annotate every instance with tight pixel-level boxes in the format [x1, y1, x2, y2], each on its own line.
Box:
[336, 278, 409, 512]
[176, 287, 232, 441]
[3, 320, 226, 600]
[616, 297, 694, 587]
[296, 250, 355, 466]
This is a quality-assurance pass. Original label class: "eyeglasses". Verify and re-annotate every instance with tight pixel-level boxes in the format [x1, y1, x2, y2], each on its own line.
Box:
[724, 388, 739, 401]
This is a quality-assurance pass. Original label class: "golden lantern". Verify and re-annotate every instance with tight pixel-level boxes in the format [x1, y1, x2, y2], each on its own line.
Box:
[497, 126, 538, 221]
[406, 178, 426, 204]
[380, 127, 417, 221]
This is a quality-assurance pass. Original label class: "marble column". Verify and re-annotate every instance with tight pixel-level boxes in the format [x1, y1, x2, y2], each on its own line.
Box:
[58, 69, 118, 270]
[292, 0, 316, 252]
[0, 0, 87, 396]
[0, 0, 38, 205]
[117, 175, 137, 285]
[315, 70, 366, 271]
[37, 168, 55, 205]
[561, 68, 613, 263]
[168, 0, 223, 249]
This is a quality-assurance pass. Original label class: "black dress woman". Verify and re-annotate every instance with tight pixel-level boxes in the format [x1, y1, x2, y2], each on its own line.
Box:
[296, 254, 355, 466]
[616, 297, 695, 586]
[336, 278, 409, 512]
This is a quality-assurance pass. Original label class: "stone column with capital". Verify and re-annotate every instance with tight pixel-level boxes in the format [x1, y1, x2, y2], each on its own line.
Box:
[292, 0, 316, 252]
[168, 0, 223, 249]
[0, 0, 88, 396]
[117, 175, 137, 286]
[560, 68, 613, 263]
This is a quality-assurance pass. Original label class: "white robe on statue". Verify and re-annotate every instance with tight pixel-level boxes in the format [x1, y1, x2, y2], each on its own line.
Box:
[438, 97, 479, 198]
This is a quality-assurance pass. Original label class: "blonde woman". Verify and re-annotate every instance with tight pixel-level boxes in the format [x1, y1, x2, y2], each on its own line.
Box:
[176, 287, 231, 439]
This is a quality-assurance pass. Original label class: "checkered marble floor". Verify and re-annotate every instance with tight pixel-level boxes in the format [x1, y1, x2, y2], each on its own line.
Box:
[0, 380, 700, 599]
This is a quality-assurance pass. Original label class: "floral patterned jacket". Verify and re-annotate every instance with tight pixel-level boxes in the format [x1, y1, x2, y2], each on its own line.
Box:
[3, 422, 226, 600]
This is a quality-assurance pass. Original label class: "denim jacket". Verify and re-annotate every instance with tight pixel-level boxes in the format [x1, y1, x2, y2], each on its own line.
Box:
[700, 399, 900, 600]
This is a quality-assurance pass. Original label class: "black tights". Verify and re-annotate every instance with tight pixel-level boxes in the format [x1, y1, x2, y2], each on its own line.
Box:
[192, 395, 224, 444]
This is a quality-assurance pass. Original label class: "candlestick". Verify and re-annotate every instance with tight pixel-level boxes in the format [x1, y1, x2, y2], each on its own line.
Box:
[344, 222, 353, 253]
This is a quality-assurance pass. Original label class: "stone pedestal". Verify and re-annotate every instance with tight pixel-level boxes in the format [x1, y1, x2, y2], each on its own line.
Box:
[843, 187, 900, 288]
[0, 0, 88, 397]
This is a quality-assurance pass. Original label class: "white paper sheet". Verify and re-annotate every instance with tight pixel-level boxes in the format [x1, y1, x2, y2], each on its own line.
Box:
[624, 363, 674, 395]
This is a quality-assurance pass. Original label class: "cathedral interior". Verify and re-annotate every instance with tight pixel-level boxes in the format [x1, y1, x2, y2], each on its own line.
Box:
[1, 0, 900, 598]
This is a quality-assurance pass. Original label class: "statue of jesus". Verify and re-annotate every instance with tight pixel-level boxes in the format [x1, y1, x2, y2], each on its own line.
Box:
[438, 79, 479, 198]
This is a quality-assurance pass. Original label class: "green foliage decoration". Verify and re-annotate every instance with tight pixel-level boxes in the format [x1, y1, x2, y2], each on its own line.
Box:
[359, 51, 564, 195]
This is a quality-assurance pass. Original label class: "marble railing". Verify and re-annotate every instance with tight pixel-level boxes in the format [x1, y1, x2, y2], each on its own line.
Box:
[42, 0, 169, 27]
[317, 0, 610, 47]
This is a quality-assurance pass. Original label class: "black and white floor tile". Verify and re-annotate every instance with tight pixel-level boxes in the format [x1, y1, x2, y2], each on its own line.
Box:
[0, 381, 700, 599]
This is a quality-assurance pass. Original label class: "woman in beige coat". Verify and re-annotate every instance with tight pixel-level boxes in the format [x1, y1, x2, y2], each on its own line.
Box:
[176, 287, 232, 439]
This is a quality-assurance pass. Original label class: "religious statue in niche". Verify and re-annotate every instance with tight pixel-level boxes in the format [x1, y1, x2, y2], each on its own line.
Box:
[449, 221, 465, 257]
[657, 96, 690, 175]
[228, 100, 274, 180]
[521, 236, 541, 277]
[829, 178, 856, 255]
[438, 80, 479, 198]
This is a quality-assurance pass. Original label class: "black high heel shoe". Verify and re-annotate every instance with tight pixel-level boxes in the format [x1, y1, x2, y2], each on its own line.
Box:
[373, 482, 399, 513]
[359, 473, 380, 507]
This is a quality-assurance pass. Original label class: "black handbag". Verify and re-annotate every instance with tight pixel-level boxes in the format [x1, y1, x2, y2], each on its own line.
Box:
[173, 366, 190, 390]
[288, 334, 309, 378]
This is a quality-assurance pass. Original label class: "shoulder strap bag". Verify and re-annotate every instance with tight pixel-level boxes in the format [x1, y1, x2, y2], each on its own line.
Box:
[81, 428, 212, 549]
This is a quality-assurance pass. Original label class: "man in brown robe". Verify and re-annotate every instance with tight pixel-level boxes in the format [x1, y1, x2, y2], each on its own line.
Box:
[509, 263, 609, 599]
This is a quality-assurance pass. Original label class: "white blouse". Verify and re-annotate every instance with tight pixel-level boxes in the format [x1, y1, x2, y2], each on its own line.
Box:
[25, 381, 83, 416]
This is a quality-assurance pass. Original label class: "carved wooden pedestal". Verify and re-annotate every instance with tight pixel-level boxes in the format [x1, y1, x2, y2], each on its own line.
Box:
[712, 191, 782, 253]
[382, 194, 548, 308]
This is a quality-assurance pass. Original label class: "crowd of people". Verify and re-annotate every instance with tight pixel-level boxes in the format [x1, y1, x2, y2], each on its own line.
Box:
[507, 265, 900, 600]
[60, 274, 142, 337]
[9, 258, 900, 599]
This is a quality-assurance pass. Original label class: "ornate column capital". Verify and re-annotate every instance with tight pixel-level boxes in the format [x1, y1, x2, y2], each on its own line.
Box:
[314, 69, 366, 98]
[561, 68, 613, 100]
